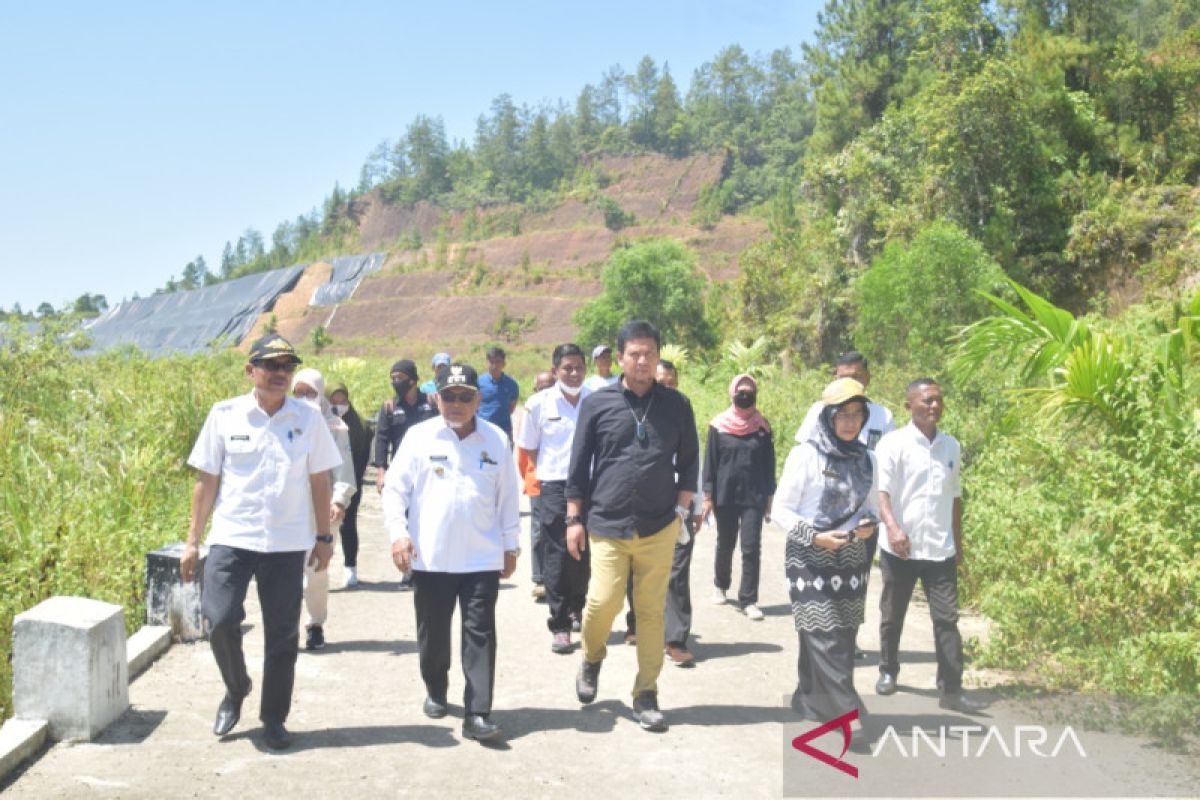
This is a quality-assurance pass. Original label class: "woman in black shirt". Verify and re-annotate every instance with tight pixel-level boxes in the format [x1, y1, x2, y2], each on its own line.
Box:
[702, 374, 776, 620]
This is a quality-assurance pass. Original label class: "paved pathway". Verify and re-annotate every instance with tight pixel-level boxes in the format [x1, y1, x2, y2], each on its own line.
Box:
[4, 486, 1196, 798]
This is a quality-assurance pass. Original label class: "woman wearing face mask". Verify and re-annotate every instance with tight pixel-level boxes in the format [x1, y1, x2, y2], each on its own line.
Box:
[772, 378, 879, 727]
[291, 368, 357, 651]
[327, 383, 371, 588]
[702, 373, 776, 621]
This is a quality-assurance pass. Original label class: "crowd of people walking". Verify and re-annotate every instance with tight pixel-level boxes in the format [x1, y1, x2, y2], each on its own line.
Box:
[180, 323, 982, 749]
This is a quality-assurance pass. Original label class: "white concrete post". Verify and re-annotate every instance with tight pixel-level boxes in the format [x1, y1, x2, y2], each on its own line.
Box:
[12, 596, 129, 741]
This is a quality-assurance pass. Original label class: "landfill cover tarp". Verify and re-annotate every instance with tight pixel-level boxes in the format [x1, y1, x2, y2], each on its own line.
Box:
[309, 252, 385, 306]
[83, 265, 306, 355]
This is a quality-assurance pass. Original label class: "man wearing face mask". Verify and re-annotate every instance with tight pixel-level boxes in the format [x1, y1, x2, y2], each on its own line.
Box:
[516, 343, 592, 654]
[375, 360, 437, 490]
[375, 359, 438, 590]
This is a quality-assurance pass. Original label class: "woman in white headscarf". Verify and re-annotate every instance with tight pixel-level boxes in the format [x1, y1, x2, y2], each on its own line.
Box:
[292, 367, 356, 651]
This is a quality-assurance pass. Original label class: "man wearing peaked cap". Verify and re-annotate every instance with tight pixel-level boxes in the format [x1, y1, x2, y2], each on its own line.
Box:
[383, 362, 522, 743]
[181, 334, 342, 750]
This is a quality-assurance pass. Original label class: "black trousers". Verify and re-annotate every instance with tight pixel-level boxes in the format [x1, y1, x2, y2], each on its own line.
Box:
[340, 486, 363, 567]
[202, 545, 306, 724]
[539, 481, 590, 633]
[713, 504, 764, 607]
[624, 518, 695, 646]
[878, 550, 963, 692]
[413, 570, 500, 715]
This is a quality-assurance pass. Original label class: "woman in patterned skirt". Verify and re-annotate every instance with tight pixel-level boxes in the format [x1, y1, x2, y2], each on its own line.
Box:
[772, 377, 878, 725]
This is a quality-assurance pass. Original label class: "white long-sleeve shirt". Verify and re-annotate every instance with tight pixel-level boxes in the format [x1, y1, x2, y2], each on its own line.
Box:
[382, 415, 521, 572]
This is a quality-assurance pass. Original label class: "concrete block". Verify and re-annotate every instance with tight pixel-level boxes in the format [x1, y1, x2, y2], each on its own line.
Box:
[145, 543, 208, 641]
[13, 596, 129, 741]
[126, 625, 171, 680]
[0, 718, 48, 781]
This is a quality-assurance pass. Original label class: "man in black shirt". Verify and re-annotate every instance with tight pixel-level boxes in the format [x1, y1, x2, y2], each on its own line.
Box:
[566, 320, 699, 733]
[373, 359, 438, 488]
[373, 358, 438, 590]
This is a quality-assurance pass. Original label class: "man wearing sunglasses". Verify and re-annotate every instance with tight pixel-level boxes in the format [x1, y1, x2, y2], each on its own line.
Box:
[382, 363, 521, 743]
[181, 335, 342, 750]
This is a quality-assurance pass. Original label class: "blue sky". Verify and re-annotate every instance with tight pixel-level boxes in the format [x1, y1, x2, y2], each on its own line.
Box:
[0, 2, 820, 312]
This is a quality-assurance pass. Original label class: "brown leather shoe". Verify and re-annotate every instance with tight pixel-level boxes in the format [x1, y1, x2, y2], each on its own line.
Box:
[665, 643, 695, 668]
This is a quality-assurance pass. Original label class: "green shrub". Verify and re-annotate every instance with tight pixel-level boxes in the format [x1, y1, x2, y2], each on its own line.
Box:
[855, 220, 1009, 370]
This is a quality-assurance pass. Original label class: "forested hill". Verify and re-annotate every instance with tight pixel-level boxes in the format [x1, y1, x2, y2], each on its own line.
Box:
[16, 1, 1199, 363]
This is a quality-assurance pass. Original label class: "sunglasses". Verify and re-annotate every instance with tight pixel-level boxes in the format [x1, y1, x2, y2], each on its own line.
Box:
[439, 390, 476, 404]
[253, 359, 298, 373]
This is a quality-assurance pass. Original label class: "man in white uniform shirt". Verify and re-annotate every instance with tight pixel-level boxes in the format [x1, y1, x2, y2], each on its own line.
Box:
[516, 343, 591, 654]
[873, 378, 982, 714]
[181, 335, 341, 750]
[794, 352, 894, 449]
[384, 363, 521, 743]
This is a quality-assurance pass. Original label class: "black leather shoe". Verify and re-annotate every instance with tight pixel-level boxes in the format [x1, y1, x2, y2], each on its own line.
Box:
[876, 673, 898, 695]
[632, 691, 668, 732]
[423, 696, 448, 719]
[462, 714, 503, 742]
[213, 693, 243, 736]
[576, 659, 601, 704]
[939, 692, 986, 715]
[261, 719, 293, 750]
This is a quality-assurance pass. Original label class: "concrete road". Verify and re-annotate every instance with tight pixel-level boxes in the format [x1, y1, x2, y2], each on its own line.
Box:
[4, 485, 1196, 798]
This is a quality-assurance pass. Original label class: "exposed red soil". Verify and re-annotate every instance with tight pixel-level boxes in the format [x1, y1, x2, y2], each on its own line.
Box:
[330, 152, 765, 345]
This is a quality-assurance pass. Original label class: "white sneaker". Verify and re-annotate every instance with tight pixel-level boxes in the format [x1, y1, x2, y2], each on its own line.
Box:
[711, 587, 727, 605]
[343, 567, 358, 589]
[744, 604, 764, 621]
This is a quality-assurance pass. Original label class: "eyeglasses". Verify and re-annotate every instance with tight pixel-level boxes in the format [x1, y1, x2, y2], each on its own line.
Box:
[439, 390, 476, 404]
[293, 389, 318, 400]
[834, 410, 867, 423]
[253, 359, 297, 373]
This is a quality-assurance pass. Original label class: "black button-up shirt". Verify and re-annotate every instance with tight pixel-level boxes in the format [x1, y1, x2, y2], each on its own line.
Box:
[566, 378, 699, 538]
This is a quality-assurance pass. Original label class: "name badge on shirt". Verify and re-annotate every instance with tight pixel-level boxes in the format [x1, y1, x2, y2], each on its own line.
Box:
[429, 454, 447, 477]
[230, 435, 250, 441]
[547, 416, 563, 422]
[479, 451, 498, 468]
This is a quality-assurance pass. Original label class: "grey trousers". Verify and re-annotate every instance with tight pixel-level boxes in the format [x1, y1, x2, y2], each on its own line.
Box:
[202, 544, 307, 724]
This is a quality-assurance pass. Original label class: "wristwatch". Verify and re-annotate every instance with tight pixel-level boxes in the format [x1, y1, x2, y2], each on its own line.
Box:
[316, 534, 334, 544]
[505, 548, 522, 557]
[564, 514, 584, 526]
[674, 504, 690, 519]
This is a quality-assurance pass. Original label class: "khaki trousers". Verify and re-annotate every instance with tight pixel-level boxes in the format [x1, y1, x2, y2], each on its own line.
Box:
[581, 518, 679, 698]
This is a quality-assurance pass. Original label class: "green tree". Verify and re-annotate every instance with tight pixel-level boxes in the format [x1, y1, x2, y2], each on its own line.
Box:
[574, 238, 716, 351]
[855, 220, 1009, 368]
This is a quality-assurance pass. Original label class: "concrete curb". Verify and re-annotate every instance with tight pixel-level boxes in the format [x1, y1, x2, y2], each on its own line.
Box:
[127, 625, 172, 681]
[2, 624, 173, 784]
[0, 719, 48, 783]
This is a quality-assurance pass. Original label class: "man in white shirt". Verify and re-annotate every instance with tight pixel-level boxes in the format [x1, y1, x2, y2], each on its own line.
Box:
[181, 335, 341, 750]
[516, 343, 591, 654]
[873, 379, 982, 714]
[794, 352, 894, 450]
[583, 344, 618, 391]
[384, 363, 521, 743]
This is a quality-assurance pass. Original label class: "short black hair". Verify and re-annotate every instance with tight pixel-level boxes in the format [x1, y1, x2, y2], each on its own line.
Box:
[485, 346, 506, 361]
[617, 320, 660, 354]
[835, 351, 868, 370]
[551, 343, 585, 367]
[906, 377, 939, 396]
[658, 359, 677, 374]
